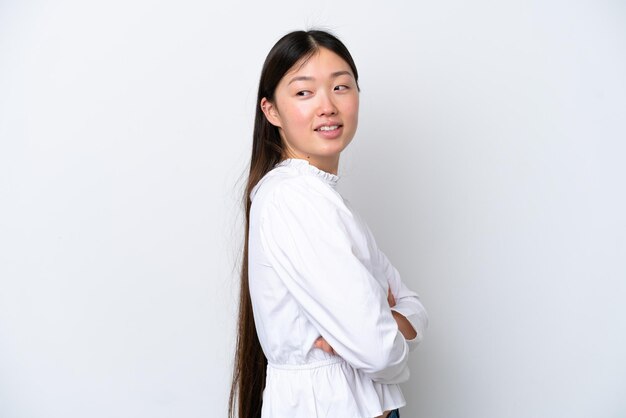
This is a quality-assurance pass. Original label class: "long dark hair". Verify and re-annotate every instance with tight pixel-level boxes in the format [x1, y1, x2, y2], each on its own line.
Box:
[228, 29, 359, 418]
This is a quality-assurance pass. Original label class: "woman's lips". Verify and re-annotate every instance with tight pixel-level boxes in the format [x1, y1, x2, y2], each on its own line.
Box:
[314, 125, 343, 139]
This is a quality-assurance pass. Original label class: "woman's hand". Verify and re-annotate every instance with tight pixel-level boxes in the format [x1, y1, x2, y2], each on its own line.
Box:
[313, 336, 337, 354]
[387, 286, 396, 308]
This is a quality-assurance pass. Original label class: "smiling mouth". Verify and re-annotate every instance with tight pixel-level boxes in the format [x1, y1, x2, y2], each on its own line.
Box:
[315, 125, 342, 132]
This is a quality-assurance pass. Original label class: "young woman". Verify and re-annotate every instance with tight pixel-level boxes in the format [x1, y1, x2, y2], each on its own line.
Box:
[229, 30, 428, 418]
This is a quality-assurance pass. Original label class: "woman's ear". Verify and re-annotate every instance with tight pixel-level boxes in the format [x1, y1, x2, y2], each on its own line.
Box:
[260, 97, 282, 128]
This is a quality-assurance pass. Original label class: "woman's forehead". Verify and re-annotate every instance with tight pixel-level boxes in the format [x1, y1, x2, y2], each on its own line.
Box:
[283, 48, 354, 81]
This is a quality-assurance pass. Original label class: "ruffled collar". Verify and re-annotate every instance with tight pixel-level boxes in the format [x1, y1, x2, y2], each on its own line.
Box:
[274, 158, 339, 188]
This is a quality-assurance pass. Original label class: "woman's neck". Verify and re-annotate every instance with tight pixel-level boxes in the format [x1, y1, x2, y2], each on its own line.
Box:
[282, 153, 339, 175]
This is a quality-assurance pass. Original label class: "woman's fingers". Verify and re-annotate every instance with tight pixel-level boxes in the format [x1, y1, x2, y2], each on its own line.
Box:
[387, 286, 396, 307]
[314, 337, 336, 354]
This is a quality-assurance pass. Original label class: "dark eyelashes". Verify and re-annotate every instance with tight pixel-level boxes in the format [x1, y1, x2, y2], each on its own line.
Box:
[302, 87, 348, 93]
[294, 85, 351, 97]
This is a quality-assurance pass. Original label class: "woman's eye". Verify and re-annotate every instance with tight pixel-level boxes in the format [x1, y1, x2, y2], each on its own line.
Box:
[296, 90, 312, 97]
[334, 85, 349, 91]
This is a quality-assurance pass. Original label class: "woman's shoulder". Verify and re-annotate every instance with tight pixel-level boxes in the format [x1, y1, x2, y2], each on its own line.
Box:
[252, 160, 337, 198]
[250, 165, 347, 219]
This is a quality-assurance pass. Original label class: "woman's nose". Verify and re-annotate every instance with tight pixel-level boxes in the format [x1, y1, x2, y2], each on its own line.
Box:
[317, 93, 337, 116]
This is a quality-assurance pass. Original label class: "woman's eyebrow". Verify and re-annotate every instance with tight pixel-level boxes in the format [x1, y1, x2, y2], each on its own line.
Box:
[288, 76, 314, 85]
[330, 70, 353, 79]
[287, 71, 354, 85]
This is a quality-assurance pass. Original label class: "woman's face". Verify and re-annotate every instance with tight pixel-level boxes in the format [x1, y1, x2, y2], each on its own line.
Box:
[261, 47, 359, 172]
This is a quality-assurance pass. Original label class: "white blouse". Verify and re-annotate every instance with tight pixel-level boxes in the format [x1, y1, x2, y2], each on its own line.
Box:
[248, 158, 428, 418]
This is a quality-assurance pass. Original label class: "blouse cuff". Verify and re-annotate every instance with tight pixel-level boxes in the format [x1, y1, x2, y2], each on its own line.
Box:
[390, 305, 427, 352]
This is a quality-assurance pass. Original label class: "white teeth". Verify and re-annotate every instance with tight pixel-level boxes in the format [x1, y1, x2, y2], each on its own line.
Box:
[318, 125, 339, 131]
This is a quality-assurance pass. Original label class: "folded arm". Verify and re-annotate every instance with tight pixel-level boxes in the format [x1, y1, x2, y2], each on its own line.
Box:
[260, 178, 411, 384]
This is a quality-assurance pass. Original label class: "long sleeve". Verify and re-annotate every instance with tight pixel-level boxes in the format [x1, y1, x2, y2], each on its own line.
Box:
[347, 200, 429, 352]
[259, 177, 410, 384]
[380, 248, 429, 352]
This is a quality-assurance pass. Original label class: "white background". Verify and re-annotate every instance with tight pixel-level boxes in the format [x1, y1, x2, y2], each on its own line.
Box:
[1, 1, 625, 417]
